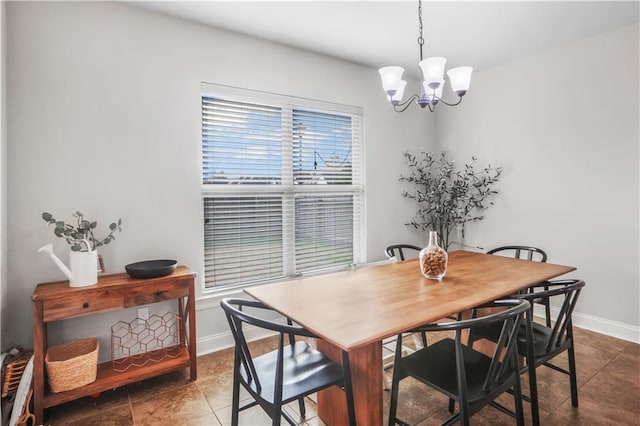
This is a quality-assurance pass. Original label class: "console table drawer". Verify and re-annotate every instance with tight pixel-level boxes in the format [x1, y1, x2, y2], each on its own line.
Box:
[123, 279, 190, 307]
[43, 290, 123, 322]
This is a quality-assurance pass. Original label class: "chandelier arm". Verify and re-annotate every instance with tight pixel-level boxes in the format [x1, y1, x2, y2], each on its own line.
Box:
[392, 94, 421, 113]
[432, 95, 464, 107]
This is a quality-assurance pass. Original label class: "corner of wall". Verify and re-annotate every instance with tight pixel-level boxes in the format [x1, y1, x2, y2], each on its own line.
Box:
[0, 0, 7, 350]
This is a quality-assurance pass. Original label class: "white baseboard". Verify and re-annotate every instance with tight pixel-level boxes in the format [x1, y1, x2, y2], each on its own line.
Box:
[197, 327, 277, 357]
[196, 317, 281, 357]
[533, 305, 639, 344]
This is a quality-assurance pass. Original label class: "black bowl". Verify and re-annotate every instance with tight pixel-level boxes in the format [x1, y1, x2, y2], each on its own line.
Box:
[125, 260, 177, 279]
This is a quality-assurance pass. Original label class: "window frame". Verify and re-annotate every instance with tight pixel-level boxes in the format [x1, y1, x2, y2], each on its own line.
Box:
[201, 83, 365, 293]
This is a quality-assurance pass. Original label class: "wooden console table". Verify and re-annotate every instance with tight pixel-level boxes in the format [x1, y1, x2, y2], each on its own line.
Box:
[32, 266, 197, 425]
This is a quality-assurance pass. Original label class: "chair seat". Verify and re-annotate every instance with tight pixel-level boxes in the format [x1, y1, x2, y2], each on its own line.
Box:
[472, 321, 569, 360]
[242, 341, 345, 405]
[399, 338, 517, 404]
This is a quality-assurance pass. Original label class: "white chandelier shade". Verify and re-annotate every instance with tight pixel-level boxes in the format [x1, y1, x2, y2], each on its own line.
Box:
[447, 66, 474, 94]
[419, 57, 446, 88]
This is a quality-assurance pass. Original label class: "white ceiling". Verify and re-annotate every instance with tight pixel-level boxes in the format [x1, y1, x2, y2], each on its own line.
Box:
[126, 1, 639, 75]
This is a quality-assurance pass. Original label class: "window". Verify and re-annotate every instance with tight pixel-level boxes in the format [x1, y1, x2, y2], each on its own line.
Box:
[202, 84, 364, 290]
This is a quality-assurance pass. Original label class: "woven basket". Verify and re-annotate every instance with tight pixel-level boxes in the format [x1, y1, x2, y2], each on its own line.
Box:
[45, 338, 99, 393]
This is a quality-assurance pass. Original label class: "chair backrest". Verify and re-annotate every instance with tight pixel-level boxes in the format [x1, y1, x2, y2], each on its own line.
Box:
[487, 246, 548, 263]
[514, 279, 585, 352]
[407, 299, 530, 393]
[385, 244, 421, 261]
[220, 298, 316, 393]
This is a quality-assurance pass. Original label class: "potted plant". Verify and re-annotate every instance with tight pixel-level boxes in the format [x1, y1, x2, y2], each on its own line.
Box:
[400, 150, 502, 251]
[39, 211, 122, 287]
[42, 211, 122, 251]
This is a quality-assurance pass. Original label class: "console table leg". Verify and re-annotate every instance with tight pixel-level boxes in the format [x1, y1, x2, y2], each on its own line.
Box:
[33, 301, 45, 426]
[187, 290, 197, 381]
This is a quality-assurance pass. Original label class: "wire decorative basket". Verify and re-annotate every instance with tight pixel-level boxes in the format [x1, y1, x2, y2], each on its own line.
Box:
[111, 312, 180, 372]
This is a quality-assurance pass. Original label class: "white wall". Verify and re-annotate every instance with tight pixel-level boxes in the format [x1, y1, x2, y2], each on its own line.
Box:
[6, 1, 431, 356]
[0, 0, 7, 350]
[437, 24, 640, 339]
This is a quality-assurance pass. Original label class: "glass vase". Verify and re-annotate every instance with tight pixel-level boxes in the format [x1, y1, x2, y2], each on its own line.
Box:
[419, 231, 448, 280]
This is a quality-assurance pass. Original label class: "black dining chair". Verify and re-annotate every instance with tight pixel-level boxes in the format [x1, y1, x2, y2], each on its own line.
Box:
[487, 246, 548, 263]
[468, 280, 585, 426]
[382, 244, 427, 389]
[220, 298, 356, 426]
[385, 244, 421, 261]
[487, 246, 553, 327]
[388, 299, 530, 426]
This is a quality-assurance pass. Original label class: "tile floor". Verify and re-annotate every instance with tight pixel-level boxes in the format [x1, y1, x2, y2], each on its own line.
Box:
[46, 326, 639, 425]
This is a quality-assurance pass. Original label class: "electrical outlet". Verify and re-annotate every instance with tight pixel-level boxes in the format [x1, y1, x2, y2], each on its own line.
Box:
[138, 307, 149, 321]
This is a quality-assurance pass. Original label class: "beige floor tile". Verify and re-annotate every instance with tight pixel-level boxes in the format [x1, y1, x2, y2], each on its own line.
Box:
[131, 383, 213, 426]
[51, 404, 134, 426]
[214, 403, 275, 425]
[184, 413, 223, 425]
[47, 387, 130, 425]
[127, 369, 192, 403]
[384, 376, 450, 425]
[196, 371, 252, 412]
[197, 347, 236, 380]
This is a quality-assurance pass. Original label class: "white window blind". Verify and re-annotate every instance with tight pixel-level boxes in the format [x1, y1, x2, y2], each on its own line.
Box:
[202, 84, 364, 290]
[202, 98, 282, 185]
[294, 194, 355, 273]
[203, 196, 284, 287]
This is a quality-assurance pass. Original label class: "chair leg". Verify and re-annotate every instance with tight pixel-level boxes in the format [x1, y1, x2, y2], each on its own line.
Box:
[525, 313, 541, 426]
[467, 329, 475, 349]
[297, 397, 306, 418]
[568, 341, 579, 407]
[459, 403, 470, 426]
[272, 402, 282, 426]
[448, 398, 455, 413]
[388, 363, 402, 426]
[513, 376, 525, 426]
[544, 300, 552, 328]
[527, 361, 540, 426]
[231, 366, 241, 426]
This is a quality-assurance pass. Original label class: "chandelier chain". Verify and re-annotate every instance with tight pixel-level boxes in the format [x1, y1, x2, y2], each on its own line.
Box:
[417, 0, 424, 61]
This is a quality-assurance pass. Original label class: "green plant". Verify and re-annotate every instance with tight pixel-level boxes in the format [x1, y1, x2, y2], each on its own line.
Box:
[400, 151, 502, 250]
[42, 211, 122, 252]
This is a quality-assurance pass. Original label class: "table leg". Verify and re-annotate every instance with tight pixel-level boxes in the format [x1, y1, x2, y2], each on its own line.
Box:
[317, 340, 383, 425]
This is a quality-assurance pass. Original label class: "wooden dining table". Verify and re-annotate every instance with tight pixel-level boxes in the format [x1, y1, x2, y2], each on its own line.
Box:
[245, 250, 576, 425]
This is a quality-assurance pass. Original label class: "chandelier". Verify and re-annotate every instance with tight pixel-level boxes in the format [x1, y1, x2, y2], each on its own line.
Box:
[378, 0, 473, 112]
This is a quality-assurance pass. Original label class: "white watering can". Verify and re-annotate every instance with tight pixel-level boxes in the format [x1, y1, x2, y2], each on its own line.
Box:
[38, 243, 98, 287]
